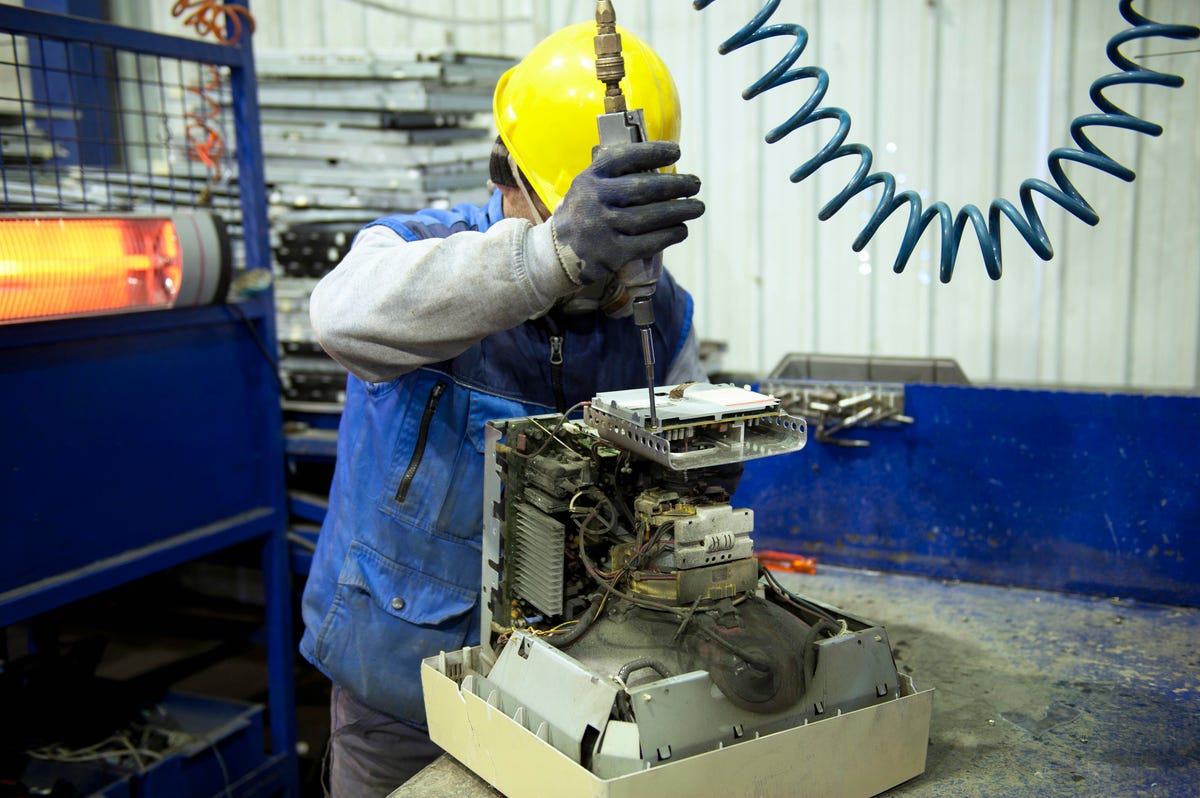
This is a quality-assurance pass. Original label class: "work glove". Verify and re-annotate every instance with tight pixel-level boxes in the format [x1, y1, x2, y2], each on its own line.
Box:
[550, 140, 704, 287]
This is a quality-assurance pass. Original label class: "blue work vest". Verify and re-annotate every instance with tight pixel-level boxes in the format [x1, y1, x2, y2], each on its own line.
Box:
[299, 189, 696, 727]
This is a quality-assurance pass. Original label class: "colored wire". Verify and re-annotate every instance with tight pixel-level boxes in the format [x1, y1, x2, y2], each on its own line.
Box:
[184, 65, 226, 184]
[577, 521, 685, 619]
[171, 0, 256, 46]
[543, 597, 602, 649]
[171, 2, 258, 189]
[693, 0, 1199, 282]
[507, 402, 589, 460]
[627, 520, 674, 571]
[760, 566, 839, 625]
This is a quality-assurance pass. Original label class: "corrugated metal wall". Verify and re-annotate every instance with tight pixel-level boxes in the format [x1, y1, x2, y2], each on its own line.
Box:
[137, 0, 1200, 390]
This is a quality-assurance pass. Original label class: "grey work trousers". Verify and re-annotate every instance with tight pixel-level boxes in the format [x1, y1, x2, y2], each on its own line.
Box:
[325, 683, 442, 797]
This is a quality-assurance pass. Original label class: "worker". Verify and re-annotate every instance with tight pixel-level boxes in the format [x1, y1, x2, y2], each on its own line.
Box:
[299, 22, 707, 795]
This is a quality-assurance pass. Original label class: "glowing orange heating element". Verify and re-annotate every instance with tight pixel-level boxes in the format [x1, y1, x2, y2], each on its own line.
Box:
[0, 217, 183, 323]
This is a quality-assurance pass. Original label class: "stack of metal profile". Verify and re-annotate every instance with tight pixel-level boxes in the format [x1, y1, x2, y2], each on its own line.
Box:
[259, 48, 515, 409]
[0, 108, 64, 166]
[257, 48, 512, 222]
[273, 220, 358, 407]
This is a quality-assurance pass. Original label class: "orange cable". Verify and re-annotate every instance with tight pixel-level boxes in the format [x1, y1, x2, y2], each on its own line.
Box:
[169, 2, 257, 187]
[171, 0, 256, 46]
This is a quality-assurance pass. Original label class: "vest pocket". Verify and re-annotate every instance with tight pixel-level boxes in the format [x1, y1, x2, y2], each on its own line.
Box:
[379, 377, 486, 542]
[395, 380, 446, 503]
[334, 540, 476, 623]
[313, 540, 478, 722]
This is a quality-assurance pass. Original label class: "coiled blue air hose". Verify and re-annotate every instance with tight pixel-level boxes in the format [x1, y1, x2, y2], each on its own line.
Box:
[692, 0, 1199, 282]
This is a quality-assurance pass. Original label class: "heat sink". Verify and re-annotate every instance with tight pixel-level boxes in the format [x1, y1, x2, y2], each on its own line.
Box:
[510, 501, 565, 617]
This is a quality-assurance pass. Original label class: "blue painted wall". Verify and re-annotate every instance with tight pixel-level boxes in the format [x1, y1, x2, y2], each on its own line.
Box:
[739, 384, 1200, 607]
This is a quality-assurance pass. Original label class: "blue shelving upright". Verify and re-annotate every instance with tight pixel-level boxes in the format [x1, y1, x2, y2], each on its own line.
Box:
[0, 4, 298, 795]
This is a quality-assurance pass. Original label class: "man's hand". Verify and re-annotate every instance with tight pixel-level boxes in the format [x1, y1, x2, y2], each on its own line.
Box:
[550, 140, 704, 285]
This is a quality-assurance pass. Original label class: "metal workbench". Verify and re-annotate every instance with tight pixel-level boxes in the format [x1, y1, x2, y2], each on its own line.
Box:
[393, 566, 1200, 797]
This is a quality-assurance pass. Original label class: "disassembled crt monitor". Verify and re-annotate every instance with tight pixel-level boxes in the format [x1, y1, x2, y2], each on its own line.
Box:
[422, 382, 932, 798]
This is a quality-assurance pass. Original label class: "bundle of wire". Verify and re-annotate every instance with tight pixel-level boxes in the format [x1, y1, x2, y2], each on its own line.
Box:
[170, 1, 258, 192]
[171, 0, 255, 45]
[24, 708, 235, 796]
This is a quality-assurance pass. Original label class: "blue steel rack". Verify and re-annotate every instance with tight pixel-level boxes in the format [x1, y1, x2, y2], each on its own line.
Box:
[0, 3, 297, 796]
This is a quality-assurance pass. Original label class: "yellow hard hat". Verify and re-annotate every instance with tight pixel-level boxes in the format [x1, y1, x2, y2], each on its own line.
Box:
[493, 21, 682, 215]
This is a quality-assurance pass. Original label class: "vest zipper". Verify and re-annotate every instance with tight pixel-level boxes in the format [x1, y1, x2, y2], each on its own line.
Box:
[549, 334, 566, 413]
[395, 380, 446, 503]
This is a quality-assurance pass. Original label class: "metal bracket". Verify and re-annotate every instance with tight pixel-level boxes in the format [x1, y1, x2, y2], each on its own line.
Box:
[761, 380, 912, 448]
[586, 383, 806, 469]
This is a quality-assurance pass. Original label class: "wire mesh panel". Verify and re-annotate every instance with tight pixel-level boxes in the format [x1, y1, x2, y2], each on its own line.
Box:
[0, 11, 257, 267]
[0, 9, 296, 795]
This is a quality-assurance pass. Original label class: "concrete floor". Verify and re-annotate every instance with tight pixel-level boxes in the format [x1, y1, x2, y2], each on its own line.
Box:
[397, 566, 1200, 797]
[798, 567, 1199, 797]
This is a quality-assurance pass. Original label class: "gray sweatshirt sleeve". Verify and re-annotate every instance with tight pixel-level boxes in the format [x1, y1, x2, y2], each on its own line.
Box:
[309, 218, 579, 383]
